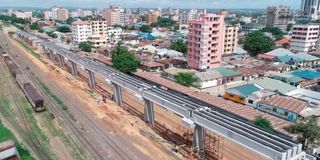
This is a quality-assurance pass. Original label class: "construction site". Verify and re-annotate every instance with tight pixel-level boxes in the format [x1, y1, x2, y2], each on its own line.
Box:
[0, 26, 307, 160]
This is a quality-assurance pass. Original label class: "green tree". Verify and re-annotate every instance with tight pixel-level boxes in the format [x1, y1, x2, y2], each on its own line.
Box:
[140, 25, 151, 33]
[29, 22, 38, 30]
[252, 116, 273, 132]
[262, 27, 285, 40]
[174, 72, 199, 87]
[46, 31, 57, 38]
[282, 43, 290, 49]
[170, 40, 187, 55]
[57, 26, 71, 33]
[285, 116, 320, 150]
[79, 42, 92, 52]
[66, 17, 75, 24]
[111, 43, 140, 73]
[244, 31, 275, 56]
[156, 17, 176, 27]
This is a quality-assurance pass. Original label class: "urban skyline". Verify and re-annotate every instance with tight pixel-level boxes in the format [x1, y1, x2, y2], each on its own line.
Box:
[1, 0, 301, 9]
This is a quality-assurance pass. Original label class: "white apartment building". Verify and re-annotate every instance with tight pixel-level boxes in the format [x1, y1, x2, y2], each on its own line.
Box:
[106, 27, 122, 43]
[14, 11, 32, 19]
[44, 11, 53, 20]
[291, 24, 320, 53]
[71, 21, 92, 44]
[223, 24, 239, 55]
[88, 21, 108, 48]
[179, 9, 198, 24]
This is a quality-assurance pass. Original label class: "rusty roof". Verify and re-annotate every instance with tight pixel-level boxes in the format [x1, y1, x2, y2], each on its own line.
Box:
[259, 95, 308, 114]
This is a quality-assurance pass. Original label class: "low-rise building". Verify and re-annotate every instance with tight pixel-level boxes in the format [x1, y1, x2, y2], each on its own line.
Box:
[224, 84, 263, 104]
[210, 67, 242, 84]
[249, 77, 297, 94]
[257, 95, 310, 122]
[194, 70, 223, 89]
[241, 23, 265, 33]
[268, 72, 304, 87]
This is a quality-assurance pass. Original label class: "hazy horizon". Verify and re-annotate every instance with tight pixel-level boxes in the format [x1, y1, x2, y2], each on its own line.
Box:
[0, 0, 301, 9]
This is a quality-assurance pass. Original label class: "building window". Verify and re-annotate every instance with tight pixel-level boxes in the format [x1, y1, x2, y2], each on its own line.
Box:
[248, 100, 253, 104]
[272, 108, 277, 112]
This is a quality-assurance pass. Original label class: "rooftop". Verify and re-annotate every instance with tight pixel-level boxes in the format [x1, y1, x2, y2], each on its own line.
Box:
[291, 70, 320, 80]
[72, 21, 90, 25]
[249, 77, 297, 94]
[194, 70, 223, 82]
[227, 84, 262, 97]
[210, 67, 241, 77]
[257, 54, 277, 60]
[265, 48, 294, 57]
[259, 95, 308, 114]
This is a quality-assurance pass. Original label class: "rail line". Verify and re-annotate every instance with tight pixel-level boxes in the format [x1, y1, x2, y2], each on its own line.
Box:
[0, 56, 50, 160]
[4, 41, 133, 160]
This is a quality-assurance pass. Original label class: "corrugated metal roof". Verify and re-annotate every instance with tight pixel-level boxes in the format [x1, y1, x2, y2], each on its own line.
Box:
[227, 84, 262, 97]
[265, 48, 294, 56]
[194, 70, 222, 82]
[249, 77, 297, 94]
[259, 95, 308, 114]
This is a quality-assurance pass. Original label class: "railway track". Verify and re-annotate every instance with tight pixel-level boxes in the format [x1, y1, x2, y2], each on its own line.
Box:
[0, 56, 50, 160]
[4, 42, 133, 160]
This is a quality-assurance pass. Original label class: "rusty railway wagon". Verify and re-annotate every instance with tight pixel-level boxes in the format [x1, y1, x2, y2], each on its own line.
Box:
[15, 73, 45, 112]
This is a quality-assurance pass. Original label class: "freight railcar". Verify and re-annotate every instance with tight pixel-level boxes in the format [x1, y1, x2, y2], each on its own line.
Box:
[15, 74, 45, 112]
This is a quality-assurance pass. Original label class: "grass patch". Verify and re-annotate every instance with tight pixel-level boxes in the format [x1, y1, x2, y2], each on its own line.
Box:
[85, 88, 94, 94]
[37, 77, 68, 111]
[14, 39, 41, 60]
[0, 119, 35, 160]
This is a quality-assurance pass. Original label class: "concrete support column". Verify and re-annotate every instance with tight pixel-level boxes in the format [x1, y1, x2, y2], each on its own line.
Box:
[112, 83, 122, 106]
[49, 50, 54, 60]
[193, 124, 205, 158]
[58, 54, 65, 68]
[88, 70, 96, 88]
[71, 61, 78, 76]
[144, 99, 155, 127]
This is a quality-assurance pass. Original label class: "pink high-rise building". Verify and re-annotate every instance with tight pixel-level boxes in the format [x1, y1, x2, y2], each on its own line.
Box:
[187, 14, 224, 70]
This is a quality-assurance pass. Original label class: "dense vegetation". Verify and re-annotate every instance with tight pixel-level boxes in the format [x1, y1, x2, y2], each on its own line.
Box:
[46, 31, 57, 38]
[140, 24, 151, 33]
[261, 27, 285, 40]
[57, 26, 71, 33]
[111, 43, 140, 73]
[0, 15, 28, 24]
[29, 22, 39, 30]
[151, 17, 177, 28]
[251, 116, 273, 132]
[0, 119, 35, 160]
[170, 40, 187, 55]
[79, 42, 92, 52]
[285, 116, 320, 150]
[174, 72, 200, 87]
[244, 31, 275, 56]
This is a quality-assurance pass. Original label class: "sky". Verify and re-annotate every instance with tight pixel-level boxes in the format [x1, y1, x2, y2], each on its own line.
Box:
[0, 0, 301, 9]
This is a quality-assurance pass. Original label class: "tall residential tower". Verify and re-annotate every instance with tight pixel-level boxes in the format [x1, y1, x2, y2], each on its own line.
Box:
[187, 14, 224, 70]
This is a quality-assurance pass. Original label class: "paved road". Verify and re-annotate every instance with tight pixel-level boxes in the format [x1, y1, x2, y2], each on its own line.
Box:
[0, 31, 158, 160]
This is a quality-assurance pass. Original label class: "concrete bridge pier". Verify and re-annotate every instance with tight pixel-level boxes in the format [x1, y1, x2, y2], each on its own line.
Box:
[144, 99, 155, 127]
[88, 70, 96, 88]
[58, 54, 65, 68]
[193, 124, 205, 158]
[49, 50, 55, 61]
[112, 83, 123, 106]
[71, 61, 78, 76]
